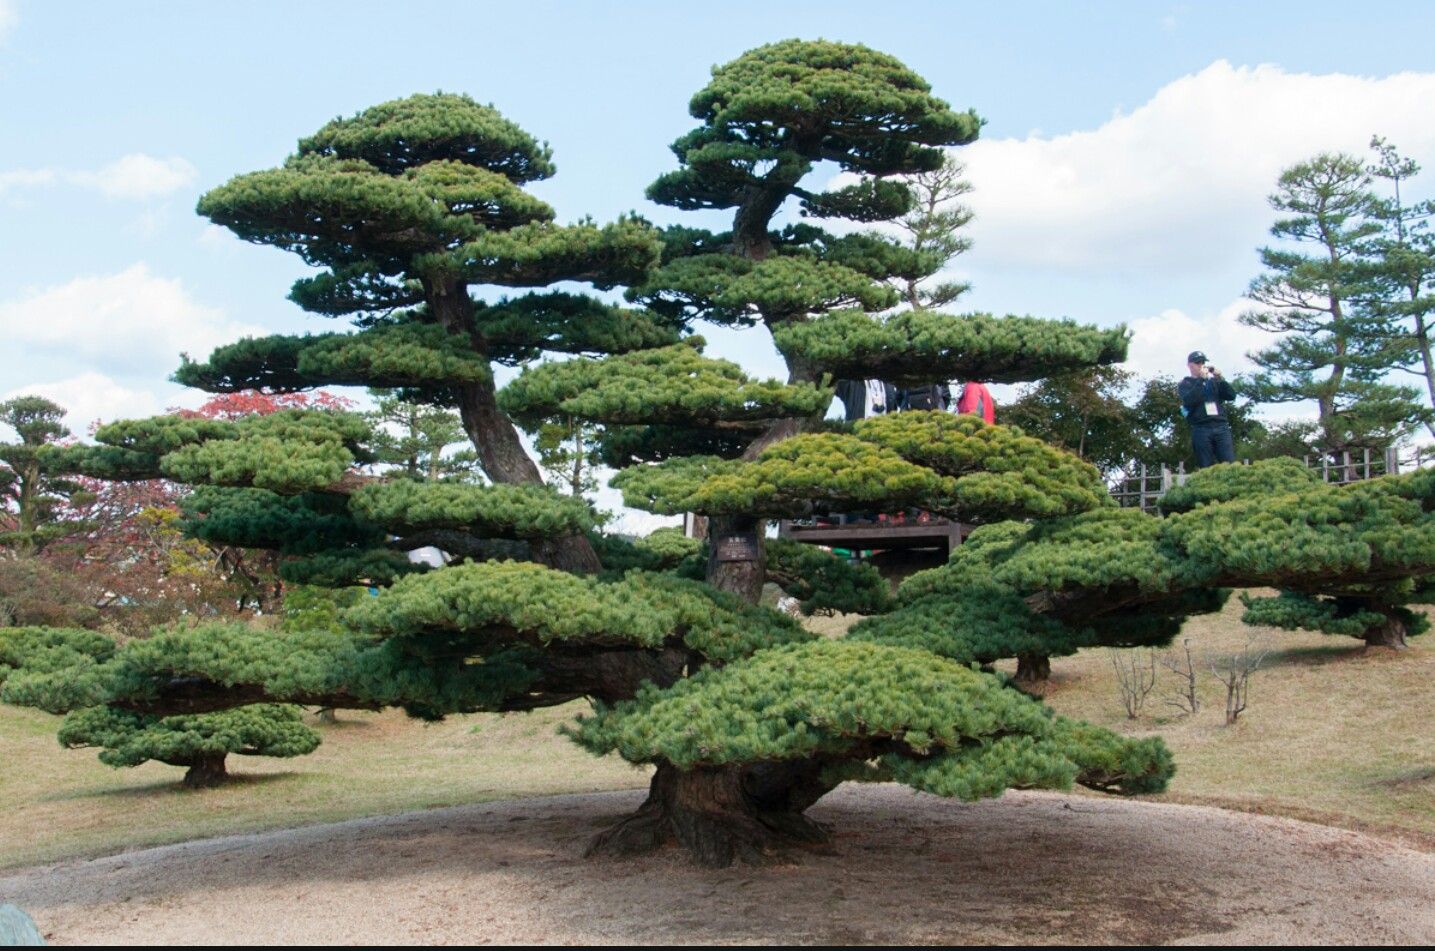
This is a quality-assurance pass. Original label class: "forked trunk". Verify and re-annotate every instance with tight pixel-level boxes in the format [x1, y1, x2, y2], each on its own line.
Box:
[182, 752, 228, 788]
[587, 761, 833, 868]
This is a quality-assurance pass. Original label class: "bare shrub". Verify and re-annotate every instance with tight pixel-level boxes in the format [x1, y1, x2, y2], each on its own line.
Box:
[1208, 635, 1270, 725]
[1160, 638, 1201, 716]
[1109, 649, 1157, 719]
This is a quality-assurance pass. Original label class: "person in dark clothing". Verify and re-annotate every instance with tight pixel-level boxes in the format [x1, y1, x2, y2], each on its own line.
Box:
[1178, 350, 1237, 468]
[897, 382, 951, 411]
[833, 379, 899, 420]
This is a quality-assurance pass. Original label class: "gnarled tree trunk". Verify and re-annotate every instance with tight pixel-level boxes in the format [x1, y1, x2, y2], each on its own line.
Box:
[1015, 653, 1051, 684]
[587, 760, 834, 867]
[1364, 613, 1409, 650]
[705, 514, 766, 604]
[181, 752, 228, 789]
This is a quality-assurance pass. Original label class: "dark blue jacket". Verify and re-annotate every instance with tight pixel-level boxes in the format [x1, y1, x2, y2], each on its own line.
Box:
[1178, 375, 1237, 426]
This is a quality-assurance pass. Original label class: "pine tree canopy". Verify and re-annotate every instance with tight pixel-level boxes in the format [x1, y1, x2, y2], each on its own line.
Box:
[850, 461, 1435, 666]
[771, 309, 1131, 385]
[611, 413, 1109, 522]
[57, 704, 320, 771]
[499, 340, 832, 430]
[569, 640, 1169, 796]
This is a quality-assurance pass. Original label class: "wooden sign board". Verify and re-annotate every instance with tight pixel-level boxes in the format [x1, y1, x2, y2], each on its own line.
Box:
[714, 533, 760, 562]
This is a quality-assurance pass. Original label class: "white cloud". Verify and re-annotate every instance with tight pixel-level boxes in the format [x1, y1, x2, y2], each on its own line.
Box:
[1125, 297, 1269, 381]
[0, 154, 197, 200]
[961, 61, 1435, 272]
[1, 264, 263, 378]
[76, 154, 198, 200]
[2, 372, 166, 434]
[0, 168, 54, 193]
[0, 1, 16, 43]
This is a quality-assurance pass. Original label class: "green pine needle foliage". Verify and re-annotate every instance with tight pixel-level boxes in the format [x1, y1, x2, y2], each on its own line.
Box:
[569, 640, 1171, 797]
[58, 703, 320, 770]
[350, 480, 595, 539]
[498, 340, 831, 430]
[771, 309, 1130, 385]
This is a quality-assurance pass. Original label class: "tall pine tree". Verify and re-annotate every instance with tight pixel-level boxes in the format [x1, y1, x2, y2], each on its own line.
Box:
[1240, 153, 1427, 450]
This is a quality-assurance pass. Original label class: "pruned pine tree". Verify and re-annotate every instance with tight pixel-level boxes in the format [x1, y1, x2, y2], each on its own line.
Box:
[517, 39, 1128, 602]
[1164, 459, 1433, 650]
[850, 458, 1435, 685]
[7, 57, 1180, 863]
[0, 626, 318, 787]
[182, 92, 672, 573]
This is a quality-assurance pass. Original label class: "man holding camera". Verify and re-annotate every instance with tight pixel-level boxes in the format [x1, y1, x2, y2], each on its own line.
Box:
[1179, 351, 1237, 468]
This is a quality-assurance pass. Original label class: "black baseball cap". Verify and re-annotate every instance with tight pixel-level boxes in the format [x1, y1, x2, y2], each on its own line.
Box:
[1187, 351, 1208, 364]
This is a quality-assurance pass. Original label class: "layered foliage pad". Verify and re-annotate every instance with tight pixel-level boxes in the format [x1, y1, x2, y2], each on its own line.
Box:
[51, 410, 371, 494]
[0, 627, 115, 711]
[498, 340, 831, 430]
[174, 322, 495, 393]
[1158, 458, 1319, 514]
[1240, 589, 1430, 640]
[612, 414, 1109, 522]
[856, 462, 1435, 664]
[347, 560, 810, 664]
[854, 412, 1110, 518]
[176, 297, 682, 397]
[570, 640, 1171, 797]
[612, 435, 955, 517]
[181, 487, 385, 555]
[350, 480, 595, 540]
[772, 310, 1131, 386]
[631, 251, 898, 325]
[197, 93, 659, 317]
[58, 704, 320, 770]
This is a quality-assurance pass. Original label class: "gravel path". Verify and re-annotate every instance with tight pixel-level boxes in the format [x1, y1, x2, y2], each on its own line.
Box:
[3, 786, 1431, 945]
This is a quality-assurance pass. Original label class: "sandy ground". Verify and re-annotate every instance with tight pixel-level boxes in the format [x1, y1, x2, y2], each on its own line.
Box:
[3, 786, 1432, 946]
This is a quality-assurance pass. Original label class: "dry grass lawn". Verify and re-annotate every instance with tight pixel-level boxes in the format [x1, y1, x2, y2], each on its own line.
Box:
[0, 701, 648, 870]
[1, 591, 1430, 872]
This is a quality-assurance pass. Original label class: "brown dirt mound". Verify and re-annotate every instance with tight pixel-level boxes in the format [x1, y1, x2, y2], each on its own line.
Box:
[3, 786, 1431, 945]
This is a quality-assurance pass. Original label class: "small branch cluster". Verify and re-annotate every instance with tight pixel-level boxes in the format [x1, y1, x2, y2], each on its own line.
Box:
[1159, 638, 1201, 716]
[1108, 648, 1157, 719]
[1208, 635, 1270, 726]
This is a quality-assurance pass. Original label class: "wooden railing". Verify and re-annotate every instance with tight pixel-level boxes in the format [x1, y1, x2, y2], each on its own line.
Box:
[1109, 446, 1434, 513]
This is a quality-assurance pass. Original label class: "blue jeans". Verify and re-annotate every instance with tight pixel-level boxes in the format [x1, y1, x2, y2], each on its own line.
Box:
[1191, 423, 1235, 469]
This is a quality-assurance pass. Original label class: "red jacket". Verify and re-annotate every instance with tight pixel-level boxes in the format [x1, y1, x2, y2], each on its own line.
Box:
[956, 382, 995, 424]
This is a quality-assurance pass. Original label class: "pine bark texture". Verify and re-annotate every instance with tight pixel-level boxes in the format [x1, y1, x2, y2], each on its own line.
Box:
[586, 761, 833, 868]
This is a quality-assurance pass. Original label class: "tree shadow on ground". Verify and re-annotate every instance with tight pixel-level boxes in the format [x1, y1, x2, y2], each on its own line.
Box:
[40, 771, 298, 803]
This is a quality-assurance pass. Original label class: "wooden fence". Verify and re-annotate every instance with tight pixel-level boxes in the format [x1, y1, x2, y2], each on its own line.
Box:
[1109, 446, 1434, 513]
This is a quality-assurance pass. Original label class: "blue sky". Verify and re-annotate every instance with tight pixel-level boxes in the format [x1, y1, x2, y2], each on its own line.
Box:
[3, 1, 1435, 517]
